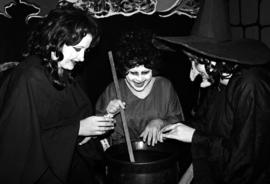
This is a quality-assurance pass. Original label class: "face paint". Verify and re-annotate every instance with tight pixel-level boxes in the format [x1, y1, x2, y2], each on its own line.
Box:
[125, 65, 153, 92]
[190, 60, 212, 88]
[183, 50, 214, 88]
[57, 34, 92, 70]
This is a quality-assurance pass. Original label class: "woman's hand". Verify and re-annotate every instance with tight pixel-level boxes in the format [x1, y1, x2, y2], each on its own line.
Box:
[158, 122, 195, 143]
[78, 137, 92, 145]
[79, 116, 115, 136]
[106, 99, 126, 116]
[140, 119, 164, 146]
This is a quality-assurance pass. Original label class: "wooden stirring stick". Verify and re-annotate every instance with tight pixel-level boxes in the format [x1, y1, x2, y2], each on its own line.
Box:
[108, 51, 135, 162]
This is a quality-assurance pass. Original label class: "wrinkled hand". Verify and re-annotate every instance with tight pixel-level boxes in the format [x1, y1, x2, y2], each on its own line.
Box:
[106, 99, 126, 116]
[140, 119, 164, 146]
[158, 122, 195, 143]
[79, 116, 115, 136]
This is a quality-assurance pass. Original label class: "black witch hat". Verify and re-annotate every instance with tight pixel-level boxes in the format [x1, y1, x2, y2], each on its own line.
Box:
[156, 0, 270, 65]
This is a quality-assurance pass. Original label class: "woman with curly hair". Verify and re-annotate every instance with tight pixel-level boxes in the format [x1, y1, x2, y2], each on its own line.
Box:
[95, 27, 185, 147]
[0, 5, 114, 184]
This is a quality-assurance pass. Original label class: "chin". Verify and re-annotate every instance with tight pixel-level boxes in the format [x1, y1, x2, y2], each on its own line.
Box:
[200, 80, 212, 88]
[133, 85, 146, 92]
[134, 88, 144, 92]
[63, 64, 75, 71]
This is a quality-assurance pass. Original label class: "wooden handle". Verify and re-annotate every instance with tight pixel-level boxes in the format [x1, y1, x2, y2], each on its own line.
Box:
[108, 51, 135, 162]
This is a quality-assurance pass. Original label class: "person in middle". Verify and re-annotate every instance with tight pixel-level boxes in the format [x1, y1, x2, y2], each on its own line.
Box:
[95, 28, 185, 146]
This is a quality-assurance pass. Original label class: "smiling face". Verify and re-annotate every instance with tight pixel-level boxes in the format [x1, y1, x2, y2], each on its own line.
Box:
[125, 65, 153, 92]
[57, 34, 93, 70]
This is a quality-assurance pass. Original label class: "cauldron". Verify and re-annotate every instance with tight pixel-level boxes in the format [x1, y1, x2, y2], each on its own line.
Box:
[105, 140, 186, 184]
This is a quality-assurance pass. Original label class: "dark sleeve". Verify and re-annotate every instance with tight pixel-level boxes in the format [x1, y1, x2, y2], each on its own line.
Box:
[38, 82, 90, 182]
[0, 73, 49, 184]
[191, 74, 270, 183]
[0, 69, 86, 183]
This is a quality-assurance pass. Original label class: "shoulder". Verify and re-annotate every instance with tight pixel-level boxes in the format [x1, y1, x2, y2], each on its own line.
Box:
[231, 67, 269, 90]
[8, 56, 48, 88]
[155, 76, 174, 89]
[228, 66, 270, 98]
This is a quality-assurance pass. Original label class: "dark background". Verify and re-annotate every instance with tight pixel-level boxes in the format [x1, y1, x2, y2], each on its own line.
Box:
[0, 3, 199, 118]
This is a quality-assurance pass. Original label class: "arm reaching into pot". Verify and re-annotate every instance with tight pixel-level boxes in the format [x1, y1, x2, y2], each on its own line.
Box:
[140, 118, 164, 146]
[158, 122, 195, 143]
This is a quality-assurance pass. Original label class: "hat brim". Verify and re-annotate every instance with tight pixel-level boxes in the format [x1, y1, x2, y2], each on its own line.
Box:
[157, 36, 270, 65]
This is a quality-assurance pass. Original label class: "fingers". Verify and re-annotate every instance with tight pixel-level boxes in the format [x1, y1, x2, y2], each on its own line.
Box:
[161, 132, 173, 139]
[160, 123, 179, 133]
[106, 99, 126, 114]
[91, 116, 115, 135]
[157, 131, 164, 142]
[92, 126, 113, 136]
[140, 129, 159, 146]
[140, 130, 146, 142]
[158, 123, 180, 142]
[78, 137, 91, 145]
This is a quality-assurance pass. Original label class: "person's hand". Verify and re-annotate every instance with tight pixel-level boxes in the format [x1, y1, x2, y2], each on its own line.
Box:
[78, 137, 92, 145]
[158, 122, 195, 143]
[106, 99, 126, 116]
[79, 116, 115, 136]
[140, 119, 164, 146]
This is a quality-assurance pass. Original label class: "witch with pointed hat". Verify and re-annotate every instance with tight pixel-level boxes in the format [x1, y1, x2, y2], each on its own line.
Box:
[156, 0, 270, 183]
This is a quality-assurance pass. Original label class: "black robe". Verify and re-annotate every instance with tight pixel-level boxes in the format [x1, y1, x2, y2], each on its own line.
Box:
[190, 66, 270, 184]
[0, 56, 102, 184]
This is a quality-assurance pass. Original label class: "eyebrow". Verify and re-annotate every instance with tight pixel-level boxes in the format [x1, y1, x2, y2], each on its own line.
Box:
[73, 46, 85, 48]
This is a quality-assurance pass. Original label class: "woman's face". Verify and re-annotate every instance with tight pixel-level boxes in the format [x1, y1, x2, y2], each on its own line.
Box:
[125, 65, 153, 92]
[57, 34, 93, 70]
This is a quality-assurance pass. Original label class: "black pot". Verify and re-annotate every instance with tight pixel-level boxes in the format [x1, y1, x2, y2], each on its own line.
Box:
[105, 140, 184, 184]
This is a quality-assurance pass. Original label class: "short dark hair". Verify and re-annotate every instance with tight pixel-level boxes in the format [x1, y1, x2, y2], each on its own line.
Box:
[113, 28, 161, 77]
[23, 6, 99, 89]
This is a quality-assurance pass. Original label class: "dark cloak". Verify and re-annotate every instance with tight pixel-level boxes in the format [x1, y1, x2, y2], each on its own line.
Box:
[190, 66, 270, 184]
[0, 56, 102, 184]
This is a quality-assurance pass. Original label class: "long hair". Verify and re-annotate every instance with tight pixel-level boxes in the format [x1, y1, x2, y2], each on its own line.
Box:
[23, 6, 99, 89]
[113, 27, 162, 78]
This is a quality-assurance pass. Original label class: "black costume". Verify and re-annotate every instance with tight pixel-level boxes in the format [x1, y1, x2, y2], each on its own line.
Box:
[191, 66, 270, 184]
[0, 56, 102, 184]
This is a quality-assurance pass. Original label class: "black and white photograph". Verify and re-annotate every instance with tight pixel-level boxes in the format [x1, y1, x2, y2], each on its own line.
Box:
[0, 0, 270, 184]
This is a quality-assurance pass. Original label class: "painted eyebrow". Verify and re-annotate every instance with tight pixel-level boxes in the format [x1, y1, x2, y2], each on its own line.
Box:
[130, 70, 150, 73]
[73, 46, 85, 49]
[142, 71, 150, 73]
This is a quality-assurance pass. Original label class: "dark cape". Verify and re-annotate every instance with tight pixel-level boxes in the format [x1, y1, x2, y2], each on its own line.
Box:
[190, 66, 270, 184]
[0, 56, 103, 184]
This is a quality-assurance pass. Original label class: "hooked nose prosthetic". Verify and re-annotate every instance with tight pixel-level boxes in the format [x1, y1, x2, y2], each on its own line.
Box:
[190, 61, 212, 88]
